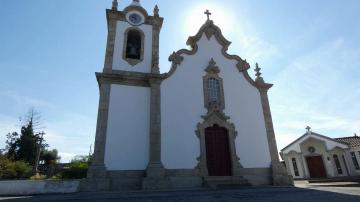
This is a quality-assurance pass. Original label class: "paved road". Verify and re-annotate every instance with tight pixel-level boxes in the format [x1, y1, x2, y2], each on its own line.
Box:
[1, 182, 360, 202]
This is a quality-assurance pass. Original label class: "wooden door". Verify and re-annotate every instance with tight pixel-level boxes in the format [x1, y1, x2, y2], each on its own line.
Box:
[306, 156, 327, 178]
[205, 125, 232, 176]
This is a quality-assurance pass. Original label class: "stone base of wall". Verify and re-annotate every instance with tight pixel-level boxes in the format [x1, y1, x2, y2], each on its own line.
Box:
[0, 180, 80, 196]
[272, 162, 294, 186]
[240, 168, 273, 185]
[82, 167, 284, 191]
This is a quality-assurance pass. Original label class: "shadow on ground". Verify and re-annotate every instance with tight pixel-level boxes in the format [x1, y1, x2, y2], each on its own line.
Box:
[1, 186, 360, 202]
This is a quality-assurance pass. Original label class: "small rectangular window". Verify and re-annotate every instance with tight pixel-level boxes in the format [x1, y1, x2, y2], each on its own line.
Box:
[292, 158, 299, 176]
[350, 152, 360, 170]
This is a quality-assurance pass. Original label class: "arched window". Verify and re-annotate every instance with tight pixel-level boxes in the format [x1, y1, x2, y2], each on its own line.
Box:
[207, 78, 221, 107]
[333, 155, 343, 174]
[125, 29, 142, 60]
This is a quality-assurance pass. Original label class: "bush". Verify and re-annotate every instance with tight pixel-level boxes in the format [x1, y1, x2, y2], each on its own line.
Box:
[59, 156, 89, 179]
[30, 174, 47, 180]
[0, 156, 32, 180]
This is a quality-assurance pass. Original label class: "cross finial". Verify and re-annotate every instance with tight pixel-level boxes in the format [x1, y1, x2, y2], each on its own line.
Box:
[255, 63, 264, 82]
[112, 0, 118, 10]
[154, 5, 159, 17]
[306, 126, 311, 133]
[255, 63, 262, 78]
[204, 9, 212, 21]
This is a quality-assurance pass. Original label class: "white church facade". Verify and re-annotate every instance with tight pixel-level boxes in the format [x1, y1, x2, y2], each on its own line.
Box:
[83, 0, 293, 191]
[281, 127, 360, 180]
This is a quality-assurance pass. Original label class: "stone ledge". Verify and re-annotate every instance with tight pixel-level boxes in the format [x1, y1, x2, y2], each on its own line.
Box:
[0, 180, 80, 196]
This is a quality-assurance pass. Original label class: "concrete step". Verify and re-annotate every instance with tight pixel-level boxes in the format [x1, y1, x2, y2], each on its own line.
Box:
[204, 176, 250, 189]
[308, 177, 360, 183]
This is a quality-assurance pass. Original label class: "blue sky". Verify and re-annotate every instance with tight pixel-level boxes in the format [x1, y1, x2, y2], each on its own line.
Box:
[0, 0, 359, 162]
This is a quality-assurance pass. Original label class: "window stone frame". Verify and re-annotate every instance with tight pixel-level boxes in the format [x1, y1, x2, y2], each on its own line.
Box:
[123, 27, 145, 66]
[203, 58, 225, 111]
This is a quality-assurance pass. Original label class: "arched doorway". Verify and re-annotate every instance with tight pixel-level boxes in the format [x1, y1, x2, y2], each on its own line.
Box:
[205, 125, 232, 176]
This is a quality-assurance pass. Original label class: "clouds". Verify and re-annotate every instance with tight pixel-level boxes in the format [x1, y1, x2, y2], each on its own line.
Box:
[271, 36, 360, 150]
[0, 89, 95, 163]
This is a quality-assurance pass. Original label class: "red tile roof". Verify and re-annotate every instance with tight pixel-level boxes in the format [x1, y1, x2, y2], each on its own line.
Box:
[335, 136, 360, 148]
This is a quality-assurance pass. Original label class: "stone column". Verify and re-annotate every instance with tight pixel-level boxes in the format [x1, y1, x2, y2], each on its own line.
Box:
[87, 82, 111, 179]
[256, 82, 293, 186]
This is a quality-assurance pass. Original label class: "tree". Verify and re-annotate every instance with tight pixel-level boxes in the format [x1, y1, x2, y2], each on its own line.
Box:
[41, 149, 60, 166]
[4, 109, 48, 165]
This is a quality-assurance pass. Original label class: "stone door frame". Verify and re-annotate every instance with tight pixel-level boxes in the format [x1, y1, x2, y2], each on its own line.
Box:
[195, 110, 242, 177]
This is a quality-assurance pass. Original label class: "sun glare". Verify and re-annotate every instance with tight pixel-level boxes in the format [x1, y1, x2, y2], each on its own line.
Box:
[184, 3, 235, 37]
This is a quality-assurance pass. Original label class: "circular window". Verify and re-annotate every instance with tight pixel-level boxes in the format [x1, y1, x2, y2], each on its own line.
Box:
[308, 146, 316, 153]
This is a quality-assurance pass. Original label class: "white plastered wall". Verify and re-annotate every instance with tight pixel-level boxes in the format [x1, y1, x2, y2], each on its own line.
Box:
[161, 34, 271, 169]
[283, 153, 306, 179]
[347, 147, 360, 176]
[112, 21, 153, 73]
[104, 84, 150, 170]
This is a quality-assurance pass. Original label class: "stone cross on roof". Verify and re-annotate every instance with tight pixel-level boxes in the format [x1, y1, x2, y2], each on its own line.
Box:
[112, 0, 118, 10]
[204, 9, 212, 21]
[306, 126, 311, 133]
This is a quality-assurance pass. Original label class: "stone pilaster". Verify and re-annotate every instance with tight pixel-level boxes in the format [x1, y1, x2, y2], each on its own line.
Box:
[146, 78, 164, 176]
[83, 82, 111, 191]
[87, 82, 111, 179]
[103, 10, 118, 73]
[151, 17, 162, 74]
[142, 78, 169, 190]
[256, 81, 294, 186]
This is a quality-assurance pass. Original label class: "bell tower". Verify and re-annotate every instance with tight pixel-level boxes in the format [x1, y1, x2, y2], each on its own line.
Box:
[104, 0, 163, 73]
[86, 0, 165, 191]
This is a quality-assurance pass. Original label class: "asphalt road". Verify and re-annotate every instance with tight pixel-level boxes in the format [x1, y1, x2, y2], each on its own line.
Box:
[1, 182, 360, 202]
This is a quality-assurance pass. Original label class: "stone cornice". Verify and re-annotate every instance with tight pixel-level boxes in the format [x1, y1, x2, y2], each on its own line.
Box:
[96, 70, 163, 87]
[255, 81, 274, 91]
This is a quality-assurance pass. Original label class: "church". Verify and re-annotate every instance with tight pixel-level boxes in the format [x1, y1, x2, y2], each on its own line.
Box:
[82, 0, 293, 191]
[281, 127, 360, 179]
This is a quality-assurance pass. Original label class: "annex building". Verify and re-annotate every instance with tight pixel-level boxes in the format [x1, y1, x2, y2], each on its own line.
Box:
[281, 127, 360, 179]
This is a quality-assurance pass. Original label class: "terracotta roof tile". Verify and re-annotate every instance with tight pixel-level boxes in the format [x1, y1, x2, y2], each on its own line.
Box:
[335, 136, 360, 148]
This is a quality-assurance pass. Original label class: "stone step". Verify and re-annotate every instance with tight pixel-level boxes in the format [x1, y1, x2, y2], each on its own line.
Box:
[204, 176, 250, 189]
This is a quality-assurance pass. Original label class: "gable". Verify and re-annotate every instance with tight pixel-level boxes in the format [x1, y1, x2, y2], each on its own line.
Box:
[281, 132, 349, 154]
[163, 20, 256, 88]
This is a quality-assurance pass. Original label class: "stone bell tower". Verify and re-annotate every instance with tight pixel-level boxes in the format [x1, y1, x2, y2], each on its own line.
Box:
[83, 0, 164, 191]
[104, 0, 163, 73]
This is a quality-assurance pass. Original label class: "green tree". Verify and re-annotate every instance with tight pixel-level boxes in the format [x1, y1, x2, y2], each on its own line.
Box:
[4, 109, 48, 165]
[41, 149, 60, 166]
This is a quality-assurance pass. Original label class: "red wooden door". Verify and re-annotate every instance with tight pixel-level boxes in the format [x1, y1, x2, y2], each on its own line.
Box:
[306, 156, 327, 178]
[205, 125, 232, 176]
